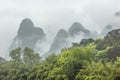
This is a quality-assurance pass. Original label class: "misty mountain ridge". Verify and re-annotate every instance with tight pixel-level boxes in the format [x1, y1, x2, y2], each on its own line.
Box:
[10, 18, 46, 52]
[9, 18, 115, 57]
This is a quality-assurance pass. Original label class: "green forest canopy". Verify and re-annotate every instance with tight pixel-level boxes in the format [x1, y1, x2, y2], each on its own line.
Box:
[1, 29, 120, 80]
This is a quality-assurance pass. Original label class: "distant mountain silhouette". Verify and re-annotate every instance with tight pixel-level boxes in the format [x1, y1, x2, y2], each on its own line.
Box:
[9, 19, 114, 58]
[44, 29, 69, 57]
[10, 18, 46, 50]
[68, 22, 92, 38]
[44, 22, 94, 57]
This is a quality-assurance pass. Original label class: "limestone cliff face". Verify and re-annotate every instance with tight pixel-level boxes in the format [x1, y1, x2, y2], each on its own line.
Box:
[68, 22, 92, 38]
[99, 29, 120, 60]
[44, 29, 69, 57]
[10, 18, 46, 50]
[68, 22, 85, 36]
[105, 29, 120, 41]
[10, 20, 101, 57]
[44, 22, 95, 57]
[18, 18, 34, 38]
[105, 29, 120, 60]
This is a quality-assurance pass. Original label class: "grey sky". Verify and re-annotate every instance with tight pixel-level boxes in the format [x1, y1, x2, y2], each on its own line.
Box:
[0, 0, 120, 57]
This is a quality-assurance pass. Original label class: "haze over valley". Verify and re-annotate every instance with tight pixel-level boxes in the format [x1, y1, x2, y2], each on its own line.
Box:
[1, 0, 120, 58]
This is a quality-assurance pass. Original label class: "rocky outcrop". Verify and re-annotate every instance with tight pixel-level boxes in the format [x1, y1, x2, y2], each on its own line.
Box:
[10, 18, 46, 50]
[105, 29, 120, 60]
[95, 29, 120, 60]
[72, 38, 95, 47]
[105, 29, 120, 39]
[79, 38, 95, 46]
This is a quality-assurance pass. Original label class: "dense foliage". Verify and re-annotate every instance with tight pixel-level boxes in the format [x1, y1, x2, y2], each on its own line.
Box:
[1, 29, 120, 80]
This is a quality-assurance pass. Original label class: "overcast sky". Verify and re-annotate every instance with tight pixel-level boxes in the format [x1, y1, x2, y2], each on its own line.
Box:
[0, 0, 120, 58]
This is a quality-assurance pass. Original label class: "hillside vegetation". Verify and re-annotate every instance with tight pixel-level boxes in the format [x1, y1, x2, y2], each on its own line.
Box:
[1, 29, 120, 80]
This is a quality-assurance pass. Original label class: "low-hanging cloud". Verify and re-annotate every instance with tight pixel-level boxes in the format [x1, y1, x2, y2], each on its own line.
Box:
[0, 0, 120, 58]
